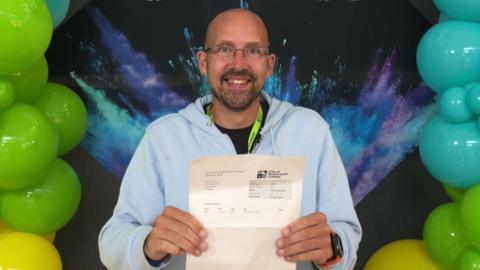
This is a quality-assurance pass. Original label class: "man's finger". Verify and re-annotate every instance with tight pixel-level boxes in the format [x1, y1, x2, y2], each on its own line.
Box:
[282, 212, 327, 236]
[163, 206, 208, 238]
[276, 236, 330, 257]
[155, 217, 208, 252]
[276, 225, 330, 248]
[284, 247, 332, 263]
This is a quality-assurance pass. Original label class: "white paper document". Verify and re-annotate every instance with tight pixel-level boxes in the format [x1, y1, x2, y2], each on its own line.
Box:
[187, 155, 306, 270]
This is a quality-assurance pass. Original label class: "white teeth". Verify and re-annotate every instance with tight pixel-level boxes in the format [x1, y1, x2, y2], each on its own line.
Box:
[230, 79, 247, 84]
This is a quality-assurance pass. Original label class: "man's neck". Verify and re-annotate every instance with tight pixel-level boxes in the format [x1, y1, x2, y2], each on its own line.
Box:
[211, 98, 261, 129]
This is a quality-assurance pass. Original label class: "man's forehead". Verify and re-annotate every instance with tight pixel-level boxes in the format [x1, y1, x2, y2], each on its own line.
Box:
[205, 9, 269, 46]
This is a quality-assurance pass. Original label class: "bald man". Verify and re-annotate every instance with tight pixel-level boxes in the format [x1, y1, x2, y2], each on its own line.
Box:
[99, 9, 361, 270]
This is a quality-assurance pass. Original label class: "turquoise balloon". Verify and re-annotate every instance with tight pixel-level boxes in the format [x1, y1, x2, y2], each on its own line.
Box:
[0, 158, 81, 234]
[0, 0, 53, 75]
[2, 56, 48, 104]
[440, 87, 474, 123]
[33, 83, 87, 155]
[439, 13, 450, 23]
[0, 79, 15, 111]
[466, 83, 480, 114]
[460, 184, 480, 251]
[417, 21, 480, 94]
[419, 116, 480, 188]
[424, 202, 471, 270]
[459, 249, 480, 270]
[434, 0, 480, 22]
[0, 104, 58, 190]
[45, 0, 70, 28]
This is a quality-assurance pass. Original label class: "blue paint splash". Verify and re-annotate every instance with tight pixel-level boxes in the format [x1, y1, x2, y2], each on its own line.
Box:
[70, 7, 435, 204]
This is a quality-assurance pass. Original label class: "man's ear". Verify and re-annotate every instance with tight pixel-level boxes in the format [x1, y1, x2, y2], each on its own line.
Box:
[266, 53, 276, 77]
[197, 51, 208, 75]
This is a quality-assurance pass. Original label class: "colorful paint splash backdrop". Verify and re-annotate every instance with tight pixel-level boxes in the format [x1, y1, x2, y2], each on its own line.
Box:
[58, 5, 436, 204]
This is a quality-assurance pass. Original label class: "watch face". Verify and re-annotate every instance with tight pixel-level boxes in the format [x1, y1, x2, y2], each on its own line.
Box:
[332, 233, 344, 258]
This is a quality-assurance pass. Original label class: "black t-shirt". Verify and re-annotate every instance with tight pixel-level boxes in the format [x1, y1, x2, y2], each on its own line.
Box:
[205, 100, 268, 154]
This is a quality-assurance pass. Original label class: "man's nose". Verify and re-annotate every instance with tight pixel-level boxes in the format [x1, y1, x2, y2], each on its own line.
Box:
[230, 49, 248, 68]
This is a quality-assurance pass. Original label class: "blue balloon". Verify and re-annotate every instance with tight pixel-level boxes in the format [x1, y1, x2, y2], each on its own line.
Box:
[417, 21, 480, 94]
[440, 87, 474, 123]
[45, 0, 70, 28]
[466, 83, 480, 114]
[434, 0, 480, 22]
[420, 116, 480, 188]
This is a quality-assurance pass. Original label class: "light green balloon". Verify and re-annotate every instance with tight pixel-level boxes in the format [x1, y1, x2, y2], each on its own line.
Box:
[1, 158, 81, 234]
[460, 184, 480, 251]
[0, 104, 58, 190]
[459, 249, 480, 270]
[3, 56, 48, 104]
[0, 0, 53, 75]
[33, 83, 87, 155]
[0, 79, 15, 111]
[444, 184, 468, 202]
[424, 202, 471, 270]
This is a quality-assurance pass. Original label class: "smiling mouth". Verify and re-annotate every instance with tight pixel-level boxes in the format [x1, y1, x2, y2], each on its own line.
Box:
[223, 78, 252, 85]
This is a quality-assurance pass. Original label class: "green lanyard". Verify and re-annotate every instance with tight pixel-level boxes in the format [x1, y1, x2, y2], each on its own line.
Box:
[207, 104, 263, 153]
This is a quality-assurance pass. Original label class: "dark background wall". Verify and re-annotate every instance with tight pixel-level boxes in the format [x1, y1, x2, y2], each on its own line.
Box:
[51, 1, 449, 269]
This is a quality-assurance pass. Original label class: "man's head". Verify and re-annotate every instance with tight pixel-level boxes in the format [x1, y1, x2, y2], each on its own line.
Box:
[197, 9, 276, 111]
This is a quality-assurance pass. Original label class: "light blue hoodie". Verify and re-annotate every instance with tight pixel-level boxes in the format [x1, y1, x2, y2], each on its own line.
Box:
[99, 92, 362, 270]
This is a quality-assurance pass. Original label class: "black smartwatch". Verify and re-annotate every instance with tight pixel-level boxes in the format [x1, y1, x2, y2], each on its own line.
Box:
[319, 233, 344, 268]
[329, 233, 344, 260]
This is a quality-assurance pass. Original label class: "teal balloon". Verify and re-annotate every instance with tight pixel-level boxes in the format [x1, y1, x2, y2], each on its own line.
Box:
[459, 249, 480, 270]
[0, 104, 58, 190]
[439, 13, 450, 23]
[460, 184, 480, 251]
[417, 21, 480, 94]
[45, 0, 70, 28]
[440, 87, 474, 123]
[434, 0, 480, 22]
[466, 83, 480, 114]
[33, 83, 87, 155]
[424, 202, 471, 270]
[0, 79, 15, 111]
[0, 159, 81, 234]
[0, 0, 53, 75]
[419, 116, 480, 188]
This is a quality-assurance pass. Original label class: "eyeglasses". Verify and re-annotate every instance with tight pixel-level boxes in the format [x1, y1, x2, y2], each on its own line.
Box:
[204, 45, 270, 60]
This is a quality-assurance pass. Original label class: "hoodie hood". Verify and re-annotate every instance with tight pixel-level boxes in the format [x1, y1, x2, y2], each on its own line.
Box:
[178, 91, 293, 137]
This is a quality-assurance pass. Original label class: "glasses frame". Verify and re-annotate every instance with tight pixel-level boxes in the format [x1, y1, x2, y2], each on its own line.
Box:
[203, 45, 270, 60]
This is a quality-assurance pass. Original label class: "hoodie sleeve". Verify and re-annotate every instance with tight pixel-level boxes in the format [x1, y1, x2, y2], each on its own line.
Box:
[315, 130, 362, 270]
[98, 131, 173, 270]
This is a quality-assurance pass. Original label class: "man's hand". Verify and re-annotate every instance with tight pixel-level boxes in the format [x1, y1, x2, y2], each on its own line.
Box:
[275, 212, 333, 265]
[144, 206, 208, 261]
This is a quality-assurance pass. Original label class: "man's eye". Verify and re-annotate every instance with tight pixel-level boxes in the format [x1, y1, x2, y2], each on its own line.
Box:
[217, 46, 233, 53]
[246, 48, 261, 55]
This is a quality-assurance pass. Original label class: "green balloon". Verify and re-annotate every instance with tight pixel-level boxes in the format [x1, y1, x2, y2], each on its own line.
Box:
[0, 78, 15, 111]
[0, 0, 53, 75]
[3, 56, 48, 104]
[460, 184, 480, 251]
[424, 202, 471, 270]
[0, 159, 81, 234]
[459, 249, 480, 270]
[444, 184, 468, 202]
[0, 104, 58, 190]
[33, 83, 87, 155]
